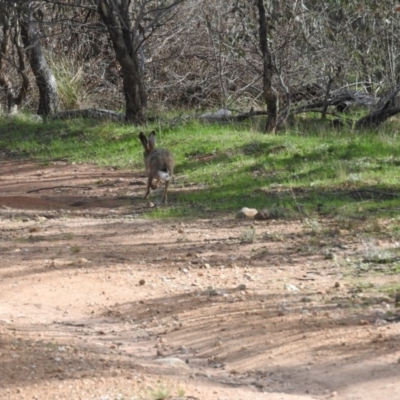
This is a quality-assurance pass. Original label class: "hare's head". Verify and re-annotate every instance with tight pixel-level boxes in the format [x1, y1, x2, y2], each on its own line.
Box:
[139, 131, 156, 156]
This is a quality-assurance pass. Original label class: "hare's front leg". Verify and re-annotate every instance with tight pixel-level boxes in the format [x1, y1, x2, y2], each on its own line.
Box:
[144, 177, 152, 199]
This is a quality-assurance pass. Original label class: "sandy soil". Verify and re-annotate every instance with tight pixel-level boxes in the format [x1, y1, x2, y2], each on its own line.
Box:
[1, 160, 400, 400]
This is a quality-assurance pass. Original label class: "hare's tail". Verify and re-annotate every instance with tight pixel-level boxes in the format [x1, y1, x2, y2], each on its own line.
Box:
[157, 168, 172, 182]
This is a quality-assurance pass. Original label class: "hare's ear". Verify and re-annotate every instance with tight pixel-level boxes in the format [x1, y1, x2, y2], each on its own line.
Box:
[149, 131, 156, 149]
[139, 132, 148, 149]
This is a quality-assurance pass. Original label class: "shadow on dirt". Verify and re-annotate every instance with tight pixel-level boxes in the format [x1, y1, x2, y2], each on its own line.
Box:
[1, 160, 400, 398]
[1, 285, 399, 397]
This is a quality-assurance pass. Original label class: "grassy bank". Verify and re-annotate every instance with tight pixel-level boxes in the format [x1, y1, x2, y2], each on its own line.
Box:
[0, 114, 400, 219]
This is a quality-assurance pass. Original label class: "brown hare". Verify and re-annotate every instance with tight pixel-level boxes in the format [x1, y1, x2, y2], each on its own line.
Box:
[139, 131, 174, 203]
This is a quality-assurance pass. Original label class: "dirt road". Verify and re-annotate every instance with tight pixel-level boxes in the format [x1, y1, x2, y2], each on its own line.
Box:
[1, 161, 400, 400]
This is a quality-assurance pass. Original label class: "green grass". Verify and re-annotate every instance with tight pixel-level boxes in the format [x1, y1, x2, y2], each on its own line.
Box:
[1, 114, 400, 219]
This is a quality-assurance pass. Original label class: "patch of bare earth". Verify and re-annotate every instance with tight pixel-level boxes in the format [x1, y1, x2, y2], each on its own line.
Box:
[1, 161, 400, 400]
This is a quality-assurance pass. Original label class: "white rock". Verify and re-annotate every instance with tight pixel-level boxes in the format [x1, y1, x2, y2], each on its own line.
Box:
[236, 207, 258, 219]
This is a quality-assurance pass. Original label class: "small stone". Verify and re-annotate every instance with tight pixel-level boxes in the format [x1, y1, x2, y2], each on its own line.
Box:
[334, 281, 341, 288]
[285, 283, 299, 291]
[155, 357, 190, 370]
[139, 279, 146, 286]
[208, 288, 226, 296]
[359, 319, 369, 326]
[301, 297, 312, 303]
[395, 293, 400, 307]
[236, 207, 258, 219]
[237, 284, 247, 291]
[230, 369, 239, 375]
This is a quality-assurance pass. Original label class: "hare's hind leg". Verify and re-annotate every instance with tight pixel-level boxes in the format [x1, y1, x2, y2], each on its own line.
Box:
[150, 179, 159, 190]
[161, 180, 170, 203]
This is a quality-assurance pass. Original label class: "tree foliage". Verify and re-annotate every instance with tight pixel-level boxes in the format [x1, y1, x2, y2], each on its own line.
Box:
[0, 0, 399, 127]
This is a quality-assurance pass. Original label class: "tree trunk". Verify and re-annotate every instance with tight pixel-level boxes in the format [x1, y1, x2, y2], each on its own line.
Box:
[0, 9, 29, 114]
[20, 5, 58, 117]
[121, 56, 147, 124]
[256, 0, 277, 133]
[355, 86, 400, 129]
[96, 0, 146, 125]
[0, 15, 16, 113]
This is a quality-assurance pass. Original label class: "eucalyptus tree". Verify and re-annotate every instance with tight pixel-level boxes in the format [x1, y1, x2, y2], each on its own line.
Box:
[19, 1, 59, 116]
[228, 0, 400, 129]
[0, 1, 59, 117]
[0, 2, 29, 114]
[2, 0, 186, 123]
[95, 0, 185, 124]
